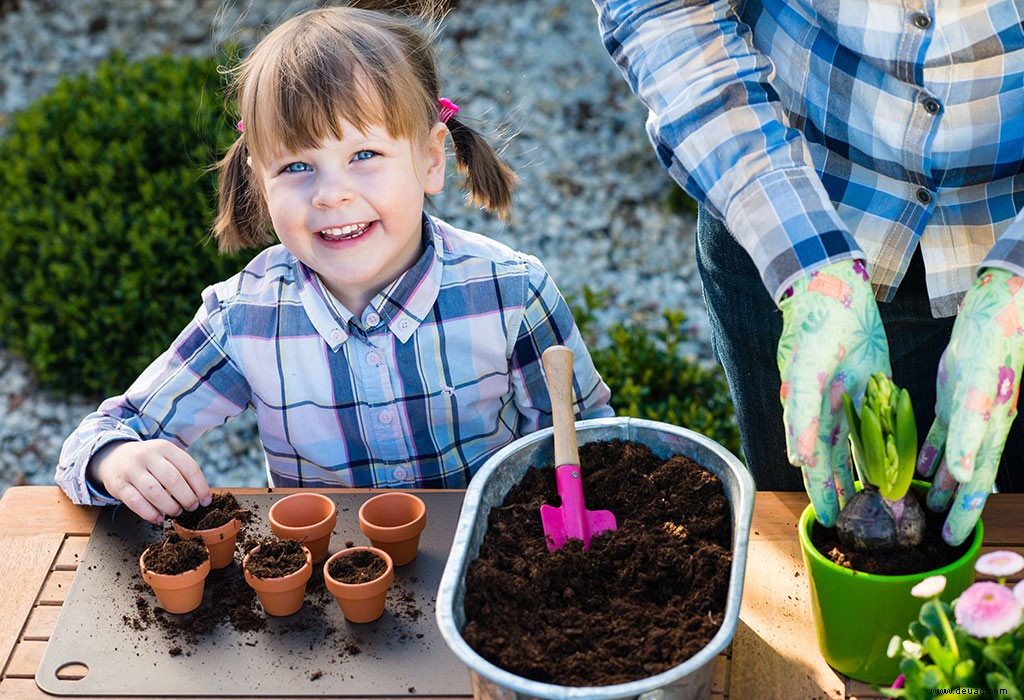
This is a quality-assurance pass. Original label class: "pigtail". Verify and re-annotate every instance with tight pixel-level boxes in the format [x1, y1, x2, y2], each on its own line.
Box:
[445, 116, 517, 221]
[212, 138, 273, 254]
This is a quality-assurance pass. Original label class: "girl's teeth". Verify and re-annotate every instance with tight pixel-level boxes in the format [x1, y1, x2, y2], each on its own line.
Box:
[320, 223, 369, 240]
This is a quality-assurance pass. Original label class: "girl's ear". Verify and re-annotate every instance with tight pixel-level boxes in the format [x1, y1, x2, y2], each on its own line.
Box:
[423, 122, 448, 195]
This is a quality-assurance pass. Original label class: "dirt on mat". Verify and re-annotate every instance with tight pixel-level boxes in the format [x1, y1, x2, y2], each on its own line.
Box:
[460, 438, 734, 687]
[809, 487, 971, 576]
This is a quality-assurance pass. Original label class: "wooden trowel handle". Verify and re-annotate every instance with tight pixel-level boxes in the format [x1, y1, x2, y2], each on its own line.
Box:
[542, 345, 580, 467]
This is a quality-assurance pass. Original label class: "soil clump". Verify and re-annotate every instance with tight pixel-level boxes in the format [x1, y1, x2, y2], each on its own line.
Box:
[461, 438, 733, 687]
[174, 492, 251, 530]
[329, 550, 388, 583]
[245, 537, 307, 578]
[141, 532, 208, 574]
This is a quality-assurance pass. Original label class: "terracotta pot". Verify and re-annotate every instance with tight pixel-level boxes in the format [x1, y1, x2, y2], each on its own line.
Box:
[139, 548, 211, 614]
[242, 543, 313, 616]
[323, 547, 394, 623]
[172, 517, 240, 570]
[268, 493, 337, 564]
[358, 492, 426, 566]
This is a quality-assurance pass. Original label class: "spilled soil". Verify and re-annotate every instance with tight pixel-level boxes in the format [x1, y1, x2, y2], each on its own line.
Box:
[461, 438, 734, 687]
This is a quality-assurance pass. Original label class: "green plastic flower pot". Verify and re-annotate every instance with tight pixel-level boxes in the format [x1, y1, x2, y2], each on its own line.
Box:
[798, 498, 982, 685]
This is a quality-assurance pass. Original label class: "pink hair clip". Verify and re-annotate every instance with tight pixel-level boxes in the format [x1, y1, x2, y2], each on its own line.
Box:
[438, 98, 460, 124]
[236, 119, 244, 133]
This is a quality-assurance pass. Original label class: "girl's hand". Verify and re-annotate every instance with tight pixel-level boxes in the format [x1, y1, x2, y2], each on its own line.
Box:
[87, 440, 212, 524]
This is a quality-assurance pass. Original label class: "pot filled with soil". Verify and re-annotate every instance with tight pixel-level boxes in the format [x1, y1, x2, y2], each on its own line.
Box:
[798, 374, 984, 685]
[436, 416, 754, 700]
[799, 485, 982, 684]
[268, 492, 337, 564]
[172, 492, 244, 570]
[139, 531, 211, 614]
[323, 546, 395, 623]
[358, 492, 426, 566]
[242, 537, 313, 616]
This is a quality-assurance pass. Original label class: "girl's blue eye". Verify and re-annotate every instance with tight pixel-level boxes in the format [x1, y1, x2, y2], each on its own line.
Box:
[353, 150, 376, 162]
[283, 162, 312, 173]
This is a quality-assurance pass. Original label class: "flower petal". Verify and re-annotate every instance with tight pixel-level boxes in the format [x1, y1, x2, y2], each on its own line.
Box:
[975, 550, 1024, 578]
[911, 575, 947, 599]
[954, 581, 1024, 638]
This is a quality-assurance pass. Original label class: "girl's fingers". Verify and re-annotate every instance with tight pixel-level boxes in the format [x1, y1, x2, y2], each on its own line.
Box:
[114, 482, 165, 524]
[155, 443, 211, 510]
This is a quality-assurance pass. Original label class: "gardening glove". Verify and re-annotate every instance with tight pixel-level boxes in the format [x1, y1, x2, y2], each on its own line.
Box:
[918, 268, 1024, 547]
[778, 259, 892, 527]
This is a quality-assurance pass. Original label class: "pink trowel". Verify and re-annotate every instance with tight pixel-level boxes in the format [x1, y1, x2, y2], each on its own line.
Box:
[539, 345, 617, 551]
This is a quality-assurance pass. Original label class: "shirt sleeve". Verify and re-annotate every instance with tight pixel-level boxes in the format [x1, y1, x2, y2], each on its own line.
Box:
[507, 255, 614, 435]
[595, 0, 863, 301]
[54, 287, 253, 505]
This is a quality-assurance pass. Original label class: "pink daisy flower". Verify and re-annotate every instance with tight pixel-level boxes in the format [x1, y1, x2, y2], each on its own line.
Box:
[954, 581, 1023, 638]
[975, 550, 1024, 578]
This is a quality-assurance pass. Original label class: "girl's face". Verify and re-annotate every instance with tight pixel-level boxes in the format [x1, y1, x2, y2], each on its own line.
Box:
[259, 119, 447, 315]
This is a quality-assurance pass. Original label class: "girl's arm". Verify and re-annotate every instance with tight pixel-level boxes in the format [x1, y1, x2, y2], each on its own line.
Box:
[507, 256, 613, 434]
[55, 291, 252, 518]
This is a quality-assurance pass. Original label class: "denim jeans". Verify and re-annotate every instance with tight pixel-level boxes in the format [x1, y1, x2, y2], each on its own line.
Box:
[695, 206, 1023, 493]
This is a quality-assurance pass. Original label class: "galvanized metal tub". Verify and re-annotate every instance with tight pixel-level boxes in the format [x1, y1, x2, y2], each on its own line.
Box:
[436, 416, 755, 700]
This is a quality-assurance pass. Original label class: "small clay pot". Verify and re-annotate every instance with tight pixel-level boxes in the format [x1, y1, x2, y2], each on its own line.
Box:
[139, 536, 211, 614]
[358, 492, 426, 566]
[172, 517, 240, 570]
[323, 547, 394, 623]
[268, 493, 337, 564]
[242, 540, 313, 616]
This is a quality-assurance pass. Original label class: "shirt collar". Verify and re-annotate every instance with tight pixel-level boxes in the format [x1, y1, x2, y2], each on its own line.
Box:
[296, 214, 445, 349]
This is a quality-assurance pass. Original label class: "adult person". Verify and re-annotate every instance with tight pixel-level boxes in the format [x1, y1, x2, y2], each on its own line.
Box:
[594, 0, 1024, 545]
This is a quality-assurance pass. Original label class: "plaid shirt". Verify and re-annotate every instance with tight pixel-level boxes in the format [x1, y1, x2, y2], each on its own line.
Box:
[597, 0, 1024, 316]
[56, 216, 612, 505]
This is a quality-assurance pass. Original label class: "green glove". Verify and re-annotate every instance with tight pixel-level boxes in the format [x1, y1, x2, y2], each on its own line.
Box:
[918, 268, 1024, 546]
[778, 259, 891, 527]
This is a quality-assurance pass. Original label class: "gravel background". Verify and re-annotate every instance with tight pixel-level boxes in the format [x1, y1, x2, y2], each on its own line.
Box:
[0, 0, 709, 497]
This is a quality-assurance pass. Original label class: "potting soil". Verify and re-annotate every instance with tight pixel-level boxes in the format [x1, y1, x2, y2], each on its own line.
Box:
[461, 438, 734, 687]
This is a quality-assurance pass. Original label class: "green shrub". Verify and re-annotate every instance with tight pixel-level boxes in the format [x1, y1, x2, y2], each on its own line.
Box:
[0, 50, 250, 398]
[571, 287, 743, 459]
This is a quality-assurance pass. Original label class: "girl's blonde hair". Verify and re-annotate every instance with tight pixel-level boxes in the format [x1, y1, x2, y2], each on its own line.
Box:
[213, 5, 517, 252]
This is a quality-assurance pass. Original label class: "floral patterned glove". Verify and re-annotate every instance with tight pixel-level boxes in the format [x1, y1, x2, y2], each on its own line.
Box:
[918, 268, 1024, 546]
[778, 259, 891, 527]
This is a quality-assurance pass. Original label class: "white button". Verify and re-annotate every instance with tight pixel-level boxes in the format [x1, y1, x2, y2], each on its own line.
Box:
[329, 329, 343, 342]
[379, 410, 393, 424]
[366, 352, 380, 365]
[399, 319, 411, 331]
[365, 312, 380, 327]
[393, 467, 409, 481]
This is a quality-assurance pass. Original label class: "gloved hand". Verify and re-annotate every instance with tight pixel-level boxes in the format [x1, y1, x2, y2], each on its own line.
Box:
[778, 259, 892, 527]
[918, 268, 1024, 546]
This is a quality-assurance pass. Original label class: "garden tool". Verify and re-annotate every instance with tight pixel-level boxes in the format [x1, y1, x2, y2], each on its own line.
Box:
[539, 345, 617, 551]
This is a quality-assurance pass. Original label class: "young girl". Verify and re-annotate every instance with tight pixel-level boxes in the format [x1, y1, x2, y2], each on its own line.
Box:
[55, 5, 612, 523]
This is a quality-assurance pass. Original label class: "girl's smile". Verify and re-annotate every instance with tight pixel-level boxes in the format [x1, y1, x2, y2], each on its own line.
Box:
[259, 120, 447, 315]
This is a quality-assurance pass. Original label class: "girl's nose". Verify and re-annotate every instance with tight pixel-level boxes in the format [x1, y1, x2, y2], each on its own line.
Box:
[312, 172, 355, 209]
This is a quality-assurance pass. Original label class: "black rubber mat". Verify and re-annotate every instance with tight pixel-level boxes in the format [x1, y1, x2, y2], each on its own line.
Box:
[36, 491, 473, 697]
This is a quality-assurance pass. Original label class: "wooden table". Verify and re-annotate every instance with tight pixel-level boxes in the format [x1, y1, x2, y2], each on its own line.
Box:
[0, 486, 1020, 699]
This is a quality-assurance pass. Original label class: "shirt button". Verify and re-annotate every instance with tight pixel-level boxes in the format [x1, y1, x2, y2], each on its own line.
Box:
[399, 319, 411, 331]
[365, 312, 380, 327]
[393, 467, 409, 481]
[379, 410, 393, 425]
[916, 188, 933, 205]
[912, 13, 931, 29]
[366, 351, 380, 365]
[329, 328, 343, 342]
[923, 97, 941, 115]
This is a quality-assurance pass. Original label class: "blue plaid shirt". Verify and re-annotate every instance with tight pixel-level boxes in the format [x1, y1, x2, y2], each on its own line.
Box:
[597, 0, 1024, 316]
[56, 216, 612, 505]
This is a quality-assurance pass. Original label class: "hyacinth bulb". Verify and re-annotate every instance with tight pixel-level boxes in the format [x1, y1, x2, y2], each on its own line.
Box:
[836, 484, 925, 552]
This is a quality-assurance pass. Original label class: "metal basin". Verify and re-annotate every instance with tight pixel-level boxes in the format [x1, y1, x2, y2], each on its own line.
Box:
[436, 417, 755, 700]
